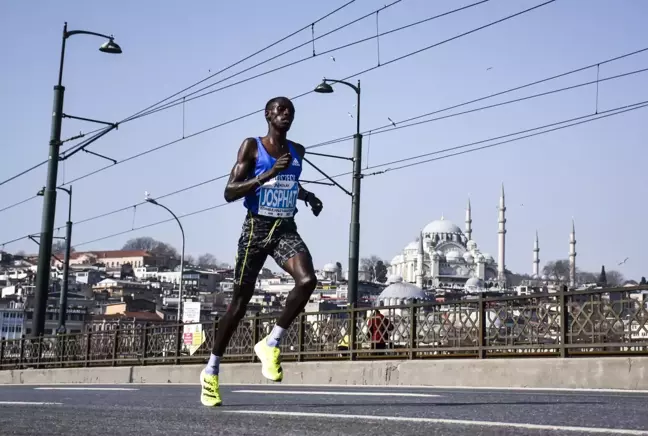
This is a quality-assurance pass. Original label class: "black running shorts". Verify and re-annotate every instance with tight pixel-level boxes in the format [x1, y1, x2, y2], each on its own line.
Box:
[234, 211, 310, 286]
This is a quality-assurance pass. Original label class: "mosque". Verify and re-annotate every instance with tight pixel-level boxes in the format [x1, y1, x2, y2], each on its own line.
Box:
[387, 185, 578, 292]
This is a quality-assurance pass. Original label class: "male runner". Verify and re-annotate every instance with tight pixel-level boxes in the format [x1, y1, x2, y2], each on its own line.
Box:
[200, 96, 323, 407]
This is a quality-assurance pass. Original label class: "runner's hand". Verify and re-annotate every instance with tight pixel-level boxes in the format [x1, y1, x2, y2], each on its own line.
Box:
[306, 193, 323, 216]
[271, 153, 292, 175]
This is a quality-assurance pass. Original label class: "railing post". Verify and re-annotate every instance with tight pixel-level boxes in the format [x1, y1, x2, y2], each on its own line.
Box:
[409, 302, 417, 360]
[559, 287, 569, 358]
[297, 313, 305, 362]
[478, 295, 486, 358]
[19, 335, 25, 369]
[111, 328, 119, 366]
[36, 335, 43, 368]
[84, 332, 91, 367]
[252, 314, 260, 363]
[59, 333, 66, 366]
[0, 337, 5, 367]
[349, 305, 357, 361]
[141, 323, 148, 366]
[175, 324, 183, 365]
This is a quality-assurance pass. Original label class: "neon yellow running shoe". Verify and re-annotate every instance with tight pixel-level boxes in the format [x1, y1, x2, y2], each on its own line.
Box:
[254, 337, 283, 382]
[200, 369, 222, 406]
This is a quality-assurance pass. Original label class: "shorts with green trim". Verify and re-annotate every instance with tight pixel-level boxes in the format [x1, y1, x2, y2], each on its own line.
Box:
[233, 212, 310, 286]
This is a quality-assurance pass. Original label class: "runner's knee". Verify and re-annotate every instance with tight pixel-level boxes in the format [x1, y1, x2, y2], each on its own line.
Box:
[296, 272, 317, 293]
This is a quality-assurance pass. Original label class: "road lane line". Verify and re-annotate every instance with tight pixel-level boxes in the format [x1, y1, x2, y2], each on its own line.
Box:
[225, 411, 648, 435]
[33, 387, 139, 391]
[0, 401, 63, 406]
[232, 390, 440, 397]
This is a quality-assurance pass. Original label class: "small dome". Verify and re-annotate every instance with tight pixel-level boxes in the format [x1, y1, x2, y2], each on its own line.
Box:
[379, 281, 427, 301]
[466, 240, 478, 251]
[482, 253, 495, 263]
[423, 217, 463, 236]
[391, 254, 404, 264]
[323, 263, 337, 272]
[465, 277, 485, 292]
[446, 250, 462, 262]
[405, 241, 418, 251]
[387, 274, 403, 284]
[475, 253, 485, 263]
[463, 252, 474, 263]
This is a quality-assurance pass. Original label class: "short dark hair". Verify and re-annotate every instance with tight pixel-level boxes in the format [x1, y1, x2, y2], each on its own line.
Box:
[265, 96, 293, 112]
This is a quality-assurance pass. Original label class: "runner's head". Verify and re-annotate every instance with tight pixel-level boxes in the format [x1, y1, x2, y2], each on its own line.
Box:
[265, 96, 295, 132]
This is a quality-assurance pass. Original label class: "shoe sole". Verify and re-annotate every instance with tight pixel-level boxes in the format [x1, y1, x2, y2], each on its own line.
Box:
[254, 342, 283, 382]
[200, 371, 222, 407]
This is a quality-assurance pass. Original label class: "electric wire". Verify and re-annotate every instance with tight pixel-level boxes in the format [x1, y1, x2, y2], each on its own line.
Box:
[4, 44, 645, 243]
[0, 0, 554, 215]
[68, 99, 648, 249]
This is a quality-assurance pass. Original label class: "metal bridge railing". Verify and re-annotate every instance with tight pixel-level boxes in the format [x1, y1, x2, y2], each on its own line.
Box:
[1, 286, 647, 370]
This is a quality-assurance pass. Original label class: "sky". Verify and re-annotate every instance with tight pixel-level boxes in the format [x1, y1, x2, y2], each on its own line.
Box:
[1, 0, 646, 281]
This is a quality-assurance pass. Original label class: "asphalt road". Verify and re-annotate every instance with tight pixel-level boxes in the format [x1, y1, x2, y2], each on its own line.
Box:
[1, 383, 647, 435]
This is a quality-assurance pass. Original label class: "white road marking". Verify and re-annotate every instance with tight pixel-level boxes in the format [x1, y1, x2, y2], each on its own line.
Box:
[33, 387, 139, 391]
[225, 410, 648, 435]
[0, 401, 63, 406]
[232, 389, 440, 398]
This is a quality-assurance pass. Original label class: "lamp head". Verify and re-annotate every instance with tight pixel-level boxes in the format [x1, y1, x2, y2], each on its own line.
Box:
[99, 39, 122, 54]
[36, 187, 45, 196]
[144, 191, 157, 204]
[314, 80, 334, 94]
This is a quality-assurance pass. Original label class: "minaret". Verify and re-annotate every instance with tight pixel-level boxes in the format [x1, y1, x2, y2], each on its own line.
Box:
[533, 231, 540, 277]
[569, 219, 577, 287]
[416, 230, 424, 288]
[465, 198, 472, 241]
[497, 184, 507, 284]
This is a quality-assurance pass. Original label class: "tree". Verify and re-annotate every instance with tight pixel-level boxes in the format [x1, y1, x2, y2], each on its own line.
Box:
[360, 255, 382, 282]
[598, 265, 607, 287]
[374, 260, 388, 283]
[197, 253, 218, 268]
[52, 240, 75, 254]
[605, 269, 624, 287]
[185, 255, 196, 266]
[542, 259, 570, 283]
[641, 277, 647, 285]
[122, 237, 178, 257]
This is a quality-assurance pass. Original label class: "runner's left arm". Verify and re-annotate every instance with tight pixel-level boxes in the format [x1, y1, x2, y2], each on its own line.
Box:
[294, 143, 323, 216]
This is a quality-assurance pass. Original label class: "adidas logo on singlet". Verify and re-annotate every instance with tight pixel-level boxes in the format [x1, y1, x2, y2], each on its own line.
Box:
[292, 158, 300, 167]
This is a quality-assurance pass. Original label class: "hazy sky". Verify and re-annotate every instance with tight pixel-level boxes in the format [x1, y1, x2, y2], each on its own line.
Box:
[1, 0, 646, 280]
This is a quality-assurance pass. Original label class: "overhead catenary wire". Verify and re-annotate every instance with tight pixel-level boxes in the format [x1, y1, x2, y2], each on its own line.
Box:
[66, 99, 648, 249]
[130, 0, 490, 121]
[9, 57, 648, 230]
[0, 0, 555, 216]
[0, 0, 361, 190]
[59, 65, 648, 230]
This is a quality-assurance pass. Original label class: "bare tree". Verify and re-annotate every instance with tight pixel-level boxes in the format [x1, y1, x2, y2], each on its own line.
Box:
[122, 237, 178, 257]
[185, 255, 196, 266]
[360, 255, 383, 282]
[52, 240, 75, 255]
[542, 259, 570, 283]
[605, 269, 624, 287]
[197, 253, 218, 268]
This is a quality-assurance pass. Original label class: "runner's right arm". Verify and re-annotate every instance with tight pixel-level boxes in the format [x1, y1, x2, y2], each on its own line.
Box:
[223, 138, 290, 202]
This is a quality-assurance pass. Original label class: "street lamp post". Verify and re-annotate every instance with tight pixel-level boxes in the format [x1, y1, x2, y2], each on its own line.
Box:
[38, 186, 73, 333]
[32, 22, 122, 338]
[314, 78, 362, 307]
[145, 193, 185, 322]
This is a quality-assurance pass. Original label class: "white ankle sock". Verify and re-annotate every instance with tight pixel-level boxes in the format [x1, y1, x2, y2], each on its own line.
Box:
[205, 354, 220, 375]
[266, 325, 286, 347]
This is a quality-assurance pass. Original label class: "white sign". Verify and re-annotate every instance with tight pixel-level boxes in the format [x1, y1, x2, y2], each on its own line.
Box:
[182, 301, 204, 355]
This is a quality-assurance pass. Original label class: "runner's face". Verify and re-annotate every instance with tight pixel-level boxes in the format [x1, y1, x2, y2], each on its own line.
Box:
[268, 100, 295, 131]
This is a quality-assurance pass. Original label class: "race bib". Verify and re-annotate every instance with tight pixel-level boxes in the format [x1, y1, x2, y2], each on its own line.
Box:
[258, 174, 299, 218]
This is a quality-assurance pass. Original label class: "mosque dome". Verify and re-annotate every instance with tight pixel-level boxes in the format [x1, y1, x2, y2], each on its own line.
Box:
[323, 263, 337, 272]
[378, 281, 428, 302]
[404, 241, 419, 251]
[423, 217, 463, 236]
[446, 250, 462, 262]
[463, 252, 474, 263]
[465, 277, 485, 293]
